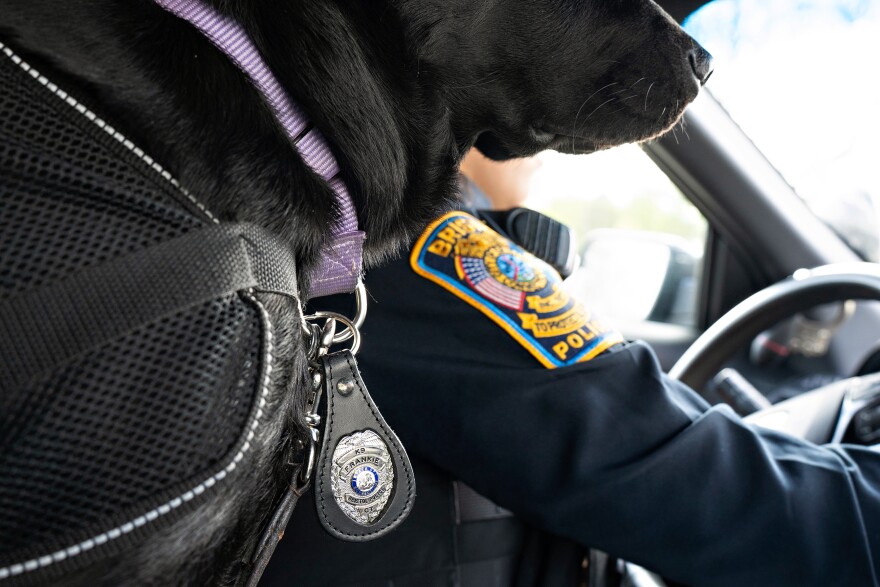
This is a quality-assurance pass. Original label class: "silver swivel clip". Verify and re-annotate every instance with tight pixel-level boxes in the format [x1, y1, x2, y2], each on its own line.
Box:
[295, 282, 367, 493]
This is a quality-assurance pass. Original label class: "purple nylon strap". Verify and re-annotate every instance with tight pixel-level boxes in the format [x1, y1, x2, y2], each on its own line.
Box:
[152, 0, 364, 298]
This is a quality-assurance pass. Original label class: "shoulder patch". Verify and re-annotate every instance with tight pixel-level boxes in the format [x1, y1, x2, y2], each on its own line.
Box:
[410, 211, 623, 368]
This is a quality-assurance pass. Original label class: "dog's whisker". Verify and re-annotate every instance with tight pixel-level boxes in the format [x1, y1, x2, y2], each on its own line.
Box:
[679, 116, 691, 140]
[571, 82, 619, 149]
[655, 106, 667, 126]
[630, 77, 646, 88]
[643, 81, 656, 112]
[580, 97, 617, 125]
[582, 82, 619, 105]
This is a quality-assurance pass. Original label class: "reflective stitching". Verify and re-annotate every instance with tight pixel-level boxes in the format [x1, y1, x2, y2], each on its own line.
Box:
[1, 39, 309, 325]
[0, 40, 219, 225]
[0, 40, 277, 579]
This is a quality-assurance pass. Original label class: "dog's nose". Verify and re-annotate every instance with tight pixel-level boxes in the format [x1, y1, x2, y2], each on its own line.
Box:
[688, 45, 714, 85]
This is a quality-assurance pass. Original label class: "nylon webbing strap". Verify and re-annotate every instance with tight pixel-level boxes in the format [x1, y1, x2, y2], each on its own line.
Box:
[242, 477, 305, 587]
[0, 223, 298, 393]
[151, 0, 365, 299]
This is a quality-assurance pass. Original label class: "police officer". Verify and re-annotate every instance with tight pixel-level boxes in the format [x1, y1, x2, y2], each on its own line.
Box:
[261, 152, 880, 586]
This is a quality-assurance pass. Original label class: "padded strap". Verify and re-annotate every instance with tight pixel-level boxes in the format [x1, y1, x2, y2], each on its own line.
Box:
[0, 223, 299, 393]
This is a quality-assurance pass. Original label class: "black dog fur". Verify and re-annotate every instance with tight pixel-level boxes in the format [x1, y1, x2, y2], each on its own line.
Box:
[0, 0, 709, 584]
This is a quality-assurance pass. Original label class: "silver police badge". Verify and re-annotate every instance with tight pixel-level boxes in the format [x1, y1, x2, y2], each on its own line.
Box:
[330, 429, 395, 525]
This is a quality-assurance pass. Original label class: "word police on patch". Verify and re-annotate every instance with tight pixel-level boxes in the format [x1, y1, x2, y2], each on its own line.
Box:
[411, 212, 623, 368]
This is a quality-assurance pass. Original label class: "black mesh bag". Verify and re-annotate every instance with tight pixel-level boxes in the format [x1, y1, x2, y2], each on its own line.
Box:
[0, 40, 299, 584]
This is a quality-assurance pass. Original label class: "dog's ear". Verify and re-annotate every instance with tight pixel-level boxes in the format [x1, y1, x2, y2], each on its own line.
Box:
[216, 1, 463, 260]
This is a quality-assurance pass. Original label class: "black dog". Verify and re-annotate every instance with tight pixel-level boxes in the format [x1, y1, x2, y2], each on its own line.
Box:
[0, 0, 710, 584]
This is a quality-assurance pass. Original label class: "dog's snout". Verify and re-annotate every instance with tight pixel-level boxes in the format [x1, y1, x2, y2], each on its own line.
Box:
[688, 45, 714, 86]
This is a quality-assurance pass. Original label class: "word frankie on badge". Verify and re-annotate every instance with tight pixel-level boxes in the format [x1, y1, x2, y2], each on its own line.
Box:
[411, 212, 623, 368]
[331, 430, 394, 525]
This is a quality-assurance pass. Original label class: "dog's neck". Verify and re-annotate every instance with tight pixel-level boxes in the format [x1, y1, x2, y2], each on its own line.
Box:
[151, 0, 369, 298]
[0, 0, 465, 289]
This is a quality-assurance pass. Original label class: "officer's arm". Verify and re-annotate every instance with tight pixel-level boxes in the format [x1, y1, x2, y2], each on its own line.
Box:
[360, 212, 880, 587]
[366, 338, 877, 586]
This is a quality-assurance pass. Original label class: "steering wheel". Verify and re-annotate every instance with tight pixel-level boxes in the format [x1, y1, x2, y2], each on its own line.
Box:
[669, 262, 880, 391]
[666, 262, 880, 444]
[617, 263, 880, 587]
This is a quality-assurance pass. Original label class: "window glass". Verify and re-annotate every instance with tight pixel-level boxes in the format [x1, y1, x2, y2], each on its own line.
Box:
[684, 0, 880, 260]
[524, 145, 707, 327]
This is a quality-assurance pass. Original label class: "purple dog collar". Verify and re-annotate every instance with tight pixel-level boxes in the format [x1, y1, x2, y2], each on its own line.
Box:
[152, 0, 364, 299]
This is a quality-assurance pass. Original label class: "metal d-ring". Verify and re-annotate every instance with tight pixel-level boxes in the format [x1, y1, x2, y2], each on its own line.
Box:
[306, 310, 362, 355]
[296, 289, 364, 493]
[329, 282, 367, 345]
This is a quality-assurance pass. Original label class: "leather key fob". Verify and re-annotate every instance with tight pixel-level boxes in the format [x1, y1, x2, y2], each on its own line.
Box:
[314, 350, 415, 540]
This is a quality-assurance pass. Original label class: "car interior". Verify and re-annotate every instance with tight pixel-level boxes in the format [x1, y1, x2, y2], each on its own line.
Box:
[1, 0, 875, 584]
[540, 1, 880, 582]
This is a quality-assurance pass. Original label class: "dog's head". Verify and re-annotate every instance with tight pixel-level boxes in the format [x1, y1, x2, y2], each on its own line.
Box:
[267, 0, 712, 258]
[394, 0, 712, 159]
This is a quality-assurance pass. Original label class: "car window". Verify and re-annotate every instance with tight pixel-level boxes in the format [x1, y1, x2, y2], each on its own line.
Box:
[524, 145, 707, 328]
[684, 0, 880, 261]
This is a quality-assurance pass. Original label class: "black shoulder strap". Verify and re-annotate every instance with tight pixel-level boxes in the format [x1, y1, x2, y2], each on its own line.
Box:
[0, 223, 299, 393]
[241, 470, 306, 587]
[474, 208, 578, 278]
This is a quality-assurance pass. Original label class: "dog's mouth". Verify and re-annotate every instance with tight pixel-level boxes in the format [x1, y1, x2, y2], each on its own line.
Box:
[474, 129, 598, 160]
[543, 133, 605, 155]
[475, 128, 653, 160]
[476, 123, 622, 160]
[475, 102, 687, 160]
[546, 112, 686, 155]
[473, 70, 699, 161]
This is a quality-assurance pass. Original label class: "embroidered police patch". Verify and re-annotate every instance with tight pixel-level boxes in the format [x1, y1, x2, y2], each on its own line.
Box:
[411, 211, 623, 368]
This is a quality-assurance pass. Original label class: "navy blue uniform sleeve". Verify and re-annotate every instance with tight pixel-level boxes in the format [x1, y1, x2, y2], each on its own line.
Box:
[358, 257, 880, 587]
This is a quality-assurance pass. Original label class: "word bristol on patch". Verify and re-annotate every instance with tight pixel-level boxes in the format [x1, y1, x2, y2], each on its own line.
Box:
[411, 211, 623, 368]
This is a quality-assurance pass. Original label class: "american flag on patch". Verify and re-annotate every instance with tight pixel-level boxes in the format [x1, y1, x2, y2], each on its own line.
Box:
[457, 256, 525, 310]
